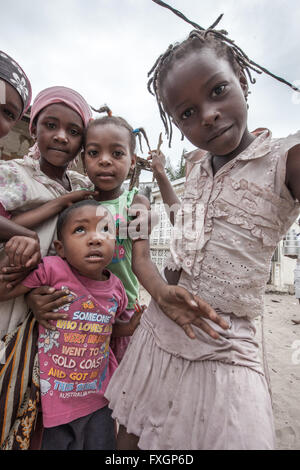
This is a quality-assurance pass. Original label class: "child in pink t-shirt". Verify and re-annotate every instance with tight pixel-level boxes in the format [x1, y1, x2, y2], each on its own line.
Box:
[0, 199, 141, 450]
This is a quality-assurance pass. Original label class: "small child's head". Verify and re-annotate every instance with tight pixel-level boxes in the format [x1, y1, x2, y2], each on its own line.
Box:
[54, 199, 116, 280]
[0, 51, 32, 138]
[148, 2, 299, 155]
[28, 86, 92, 168]
[82, 107, 151, 197]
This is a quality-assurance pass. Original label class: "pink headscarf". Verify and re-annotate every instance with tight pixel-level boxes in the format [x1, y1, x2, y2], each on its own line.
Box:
[29, 85, 92, 135]
[27, 86, 93, 161]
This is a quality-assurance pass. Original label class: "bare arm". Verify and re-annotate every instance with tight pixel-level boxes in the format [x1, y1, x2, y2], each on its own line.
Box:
[11, 189, 97, 229]
[111, 309, 143, 337]
[0, 216, 38, 242]
[286, 144, 300, 200]
[130, 192, 229, 341]
[148, 150, 180, 226]
[132, 237, 228, 339]
[0, 278, 31, 301]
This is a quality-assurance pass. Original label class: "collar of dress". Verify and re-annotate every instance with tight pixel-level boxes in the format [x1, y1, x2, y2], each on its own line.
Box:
[185, 128, 272, 176]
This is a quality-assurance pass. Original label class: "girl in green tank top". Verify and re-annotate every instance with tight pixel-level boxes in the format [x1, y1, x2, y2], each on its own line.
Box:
[82, 111, 220, 363]
[99, 188, 140, 311]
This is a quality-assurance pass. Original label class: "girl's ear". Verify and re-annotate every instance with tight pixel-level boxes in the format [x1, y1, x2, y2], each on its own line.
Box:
[54, 240, 65, 259]
[131, 153, 137, 171]
[31, 123, 37, 139]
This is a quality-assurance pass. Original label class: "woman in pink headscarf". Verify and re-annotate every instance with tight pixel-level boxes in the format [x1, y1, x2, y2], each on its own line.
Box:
[0, 86, 96, 450]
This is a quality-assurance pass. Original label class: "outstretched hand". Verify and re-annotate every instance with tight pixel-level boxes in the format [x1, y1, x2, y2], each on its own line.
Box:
[156, 285, 229, 340]
[128, 304, 147, 334]
[61, 189, 99, 207]
[147, 149, 166, 177]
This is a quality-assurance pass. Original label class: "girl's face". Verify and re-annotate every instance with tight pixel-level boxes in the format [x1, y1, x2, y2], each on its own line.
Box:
[31, 103, 84, 168]
[55, 205, 115, 281]
[83, 123, 136, 198]
[0, 80, 23, 138]
[161, 47, 252, 159]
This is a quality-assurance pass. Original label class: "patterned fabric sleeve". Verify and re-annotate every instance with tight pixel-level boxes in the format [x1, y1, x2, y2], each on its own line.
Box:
[67, 170, 94, 191]
[0, 161, 28, 211]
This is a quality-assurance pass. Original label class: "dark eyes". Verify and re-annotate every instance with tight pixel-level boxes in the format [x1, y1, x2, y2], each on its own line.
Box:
[87, 150, 98, 157]
[112, 150, 125, 158]
[2, 108, 16, 121]
[70, 128, 81, 136]
[181, 108, 195, 120]
[74, 226, 85, 234]
[180, 84, 227, 121]
[45, 121, 81, 136]
[86, 150, 125, 158]
[212, 84, 226, 96]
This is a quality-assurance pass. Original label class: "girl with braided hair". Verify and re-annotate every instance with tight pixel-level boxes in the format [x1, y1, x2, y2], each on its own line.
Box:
[78, 108, 226, 364]
[105, 1, 300, 450]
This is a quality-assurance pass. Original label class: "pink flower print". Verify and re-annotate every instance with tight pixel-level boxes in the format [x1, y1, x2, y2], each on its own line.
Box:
[118, 245, 125, 259]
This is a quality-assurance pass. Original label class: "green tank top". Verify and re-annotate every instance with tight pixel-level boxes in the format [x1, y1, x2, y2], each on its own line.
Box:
[99, 188, 140, 309]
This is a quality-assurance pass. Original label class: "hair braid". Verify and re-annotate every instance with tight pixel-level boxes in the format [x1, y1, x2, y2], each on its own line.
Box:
[149, 0, 300, 147]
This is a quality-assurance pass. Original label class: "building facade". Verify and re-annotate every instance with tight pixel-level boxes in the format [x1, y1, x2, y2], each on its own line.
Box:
[150, 177, 185, 269]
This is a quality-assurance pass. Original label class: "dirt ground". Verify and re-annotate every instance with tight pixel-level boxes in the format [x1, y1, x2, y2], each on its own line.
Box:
[260, 293, 300, 450]
[139, 288, 300, 450]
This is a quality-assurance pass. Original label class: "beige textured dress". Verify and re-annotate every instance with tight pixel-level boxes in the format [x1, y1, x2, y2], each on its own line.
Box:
[105, 130, 300, 450]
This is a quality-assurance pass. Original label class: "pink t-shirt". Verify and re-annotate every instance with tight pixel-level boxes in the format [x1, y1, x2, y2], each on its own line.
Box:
[23, 256, 128, 428]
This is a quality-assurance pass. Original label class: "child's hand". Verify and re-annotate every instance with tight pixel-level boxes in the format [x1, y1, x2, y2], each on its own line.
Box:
[128, 304, 146, 334]
[147, 150, 166, 177]
[156, 285, 229, 340]
[0, 252, 34, 289]
[4, 234, 41, 268]
[59, 189, 99, 208]
[26, 286, 73, 330]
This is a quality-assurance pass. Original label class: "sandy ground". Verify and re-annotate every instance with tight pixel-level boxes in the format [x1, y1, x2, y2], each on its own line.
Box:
[260, 293, 300, 450]
[139, 289, 300, 450]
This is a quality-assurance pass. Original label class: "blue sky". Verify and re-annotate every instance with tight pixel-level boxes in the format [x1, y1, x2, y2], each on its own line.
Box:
[1, 0, 299, 180]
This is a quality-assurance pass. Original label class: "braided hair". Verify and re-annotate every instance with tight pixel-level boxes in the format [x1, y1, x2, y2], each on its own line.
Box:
[89, 105, 151, 154]
[148, 0, 300, 147]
